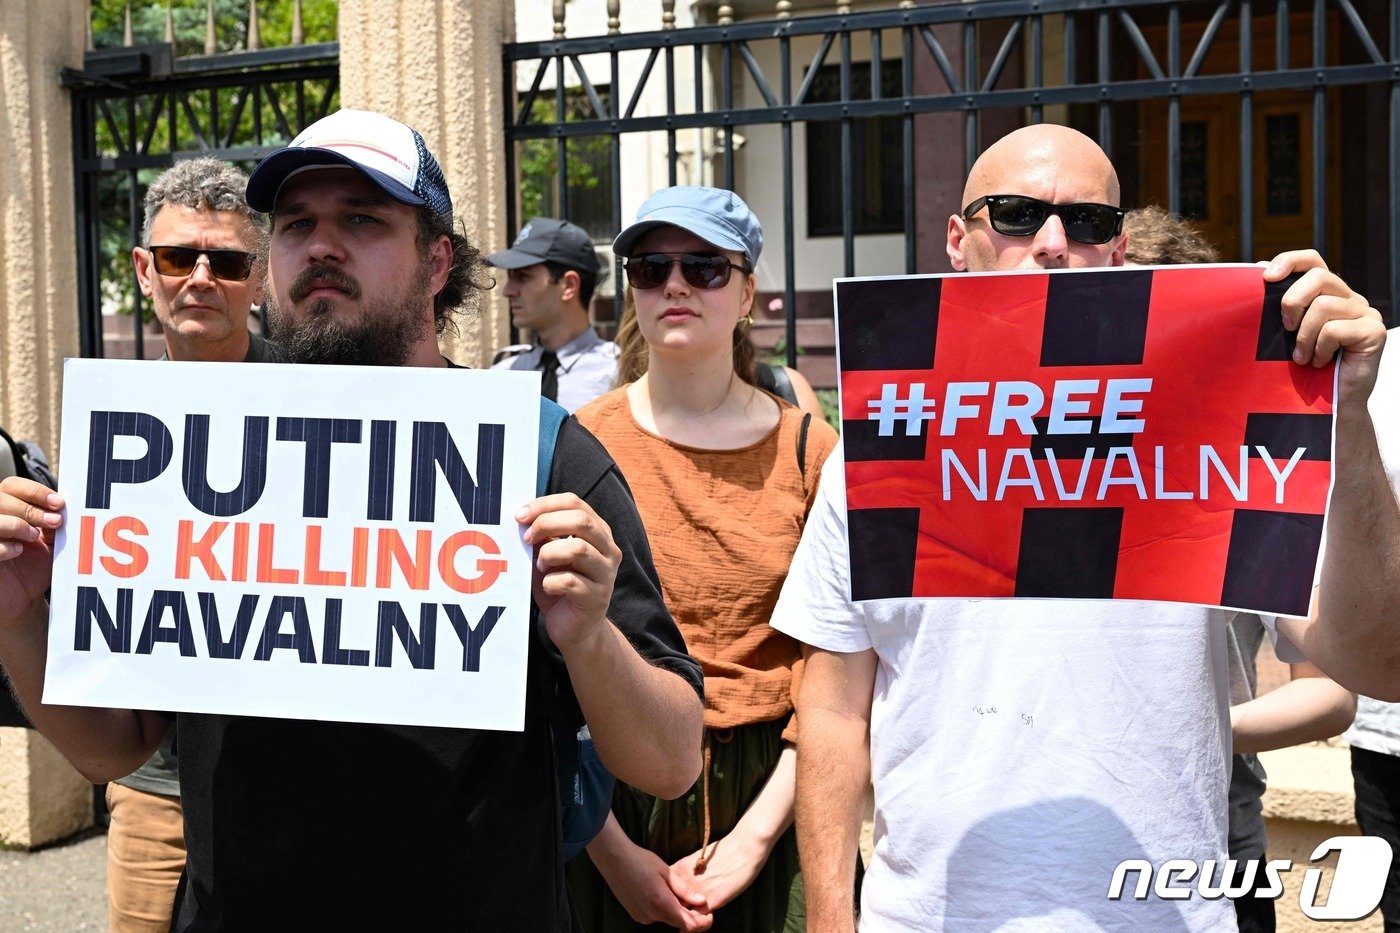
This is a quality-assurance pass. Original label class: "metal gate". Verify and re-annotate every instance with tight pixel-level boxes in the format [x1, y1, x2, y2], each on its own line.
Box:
[64, 40, 340, 359]
[504, 0, 1400, 376]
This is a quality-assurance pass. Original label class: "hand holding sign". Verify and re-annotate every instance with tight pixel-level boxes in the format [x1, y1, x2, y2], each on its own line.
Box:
[517, 492, 622, 653]
[1265, 249, 1386, 399]
[0, 477, 62, 625]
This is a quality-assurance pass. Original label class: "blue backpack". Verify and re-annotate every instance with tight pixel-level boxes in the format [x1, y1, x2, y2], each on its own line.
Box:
[535, 398, 617, 861]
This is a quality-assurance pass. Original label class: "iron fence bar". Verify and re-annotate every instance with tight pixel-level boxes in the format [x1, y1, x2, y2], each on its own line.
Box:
[295, 71, 307, 129]
[221, 84, 253, 149]
[1097, 8, 1111, 154]
[516, 59, 550, 128]
[694, 41, 704, 183]
[503, 51, 519, 284]
[253, 82, 262, 144]
[567, 55, 609, 119]
[1313, 0, 1327, 254]
[97, 98, 128, 156]
[794, 32, 836, 105]
[1030, 14, 1044, 123]
[1241, 0, 1255, 259]
[1184, 1, 1232, 77]
[781, 31, 796, 368]
[610, 45, 622, 326]
[841, 27, 855, 277]
[872, 28, 883, 102]
[1278, 0, 1290, 68]
[555, 54, 569, 218]
[315, 77, 338, 121]
[505, 62, 1396, 140]
[505, 0, 1242, 60]
[624, 47, 661, 119]
[127, 154, 144, 360]
[1168, 3, 1180, 214]
[138, 92, 166, 155]
[982, 19, 1024, 92]
[665, 43, 677, 185]
[72, 95, 100, 359]
[1336, 0, 1385, 62]
[1065, 10, 1077, 84]
[919, 25, 962, 94]
[1391, 0, 1399, 325]
[260, 82, 294, 140]
[172, 41, 337, 74]
[721, 38, 734, 191]
[739, 41, 779, 107]
[1117, 9, 1164, 79]
[903, 21, 915, 274]
[965, 18, 978, 171]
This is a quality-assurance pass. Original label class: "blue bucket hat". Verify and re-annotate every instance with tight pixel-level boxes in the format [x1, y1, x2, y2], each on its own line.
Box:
[612, 186, 763, 266]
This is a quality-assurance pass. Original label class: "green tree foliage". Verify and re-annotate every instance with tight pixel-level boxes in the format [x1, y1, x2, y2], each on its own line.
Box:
[517, 92, 612, 239]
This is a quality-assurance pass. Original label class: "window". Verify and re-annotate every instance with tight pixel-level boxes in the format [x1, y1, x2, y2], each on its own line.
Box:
[805, 60, 905, 237]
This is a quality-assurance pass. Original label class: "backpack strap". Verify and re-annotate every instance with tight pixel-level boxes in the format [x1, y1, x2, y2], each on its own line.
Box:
[797, 412, 812, 479]
[758, 362, 800, 407]
[536, 397, 569, 496]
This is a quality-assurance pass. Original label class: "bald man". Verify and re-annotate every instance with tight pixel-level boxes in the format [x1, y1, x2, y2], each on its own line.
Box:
[771, 125, 1394, 930]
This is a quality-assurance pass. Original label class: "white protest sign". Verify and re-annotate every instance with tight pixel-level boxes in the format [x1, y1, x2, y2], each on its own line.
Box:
[44, 359, 541, 731]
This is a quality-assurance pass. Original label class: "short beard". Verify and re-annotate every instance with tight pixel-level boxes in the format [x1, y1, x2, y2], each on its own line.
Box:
[266, 263, 435, 367]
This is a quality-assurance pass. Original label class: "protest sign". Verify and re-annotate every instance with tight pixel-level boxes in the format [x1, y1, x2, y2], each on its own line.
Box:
[43, 360, 540, 730]
[836, 265, 1336, 617]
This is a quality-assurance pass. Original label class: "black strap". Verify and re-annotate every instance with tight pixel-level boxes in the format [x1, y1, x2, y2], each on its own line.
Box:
[797, 412, 812, 478]
[758, 362, 799, 407]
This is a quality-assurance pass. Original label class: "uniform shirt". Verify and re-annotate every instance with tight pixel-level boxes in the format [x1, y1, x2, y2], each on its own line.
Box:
[492, 328, 619, 413]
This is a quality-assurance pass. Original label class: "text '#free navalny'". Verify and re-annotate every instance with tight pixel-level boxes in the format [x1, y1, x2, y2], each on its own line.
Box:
[835, 265, 1337, 617]
[43, 360, 542, 730]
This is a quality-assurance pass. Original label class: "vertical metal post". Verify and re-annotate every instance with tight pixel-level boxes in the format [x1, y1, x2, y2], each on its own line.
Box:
[1097, 9, 1111, 156]
[72, 95, 100, 358]
[610, 46, 623, 326]
[1030, 14, 1043, 124]
[781, 31, 797, 367]
[1240, 0, 1255, 260]
[1168, 3, 1180, 214]
[555, 53, 569, 218]
[721, 35, 735, 191]
[666, 42, 678, 186]
[1390, 0, 1399, 322]
[903, 20, 915, 274]
[964, 17, 977, 173]
[841, 23, 855, 277]
[1312, 0, 1326, 253]
[126, 93, 144, 361]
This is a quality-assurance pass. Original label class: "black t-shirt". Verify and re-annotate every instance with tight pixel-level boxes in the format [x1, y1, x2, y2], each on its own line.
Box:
[169, 418, 701, 931]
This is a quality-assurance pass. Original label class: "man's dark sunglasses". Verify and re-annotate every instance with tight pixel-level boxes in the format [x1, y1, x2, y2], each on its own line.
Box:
[624, 253, 753, 291]
[961, 194, 1125, 245]
[148, 245, 257, 281]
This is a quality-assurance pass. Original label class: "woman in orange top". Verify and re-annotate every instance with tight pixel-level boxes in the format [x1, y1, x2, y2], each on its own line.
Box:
[569, 186, 838, 932]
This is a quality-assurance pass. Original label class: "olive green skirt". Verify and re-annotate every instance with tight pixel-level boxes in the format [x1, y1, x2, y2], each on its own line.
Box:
[567, 718, 808, 933]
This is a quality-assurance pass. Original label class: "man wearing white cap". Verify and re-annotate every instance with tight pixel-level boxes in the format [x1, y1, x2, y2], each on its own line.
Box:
[0, 109, 703, 931]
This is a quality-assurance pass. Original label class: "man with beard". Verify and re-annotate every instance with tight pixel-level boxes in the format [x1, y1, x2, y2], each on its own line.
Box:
[0, 109, 703, 931]
[774, 124, 1395, 931]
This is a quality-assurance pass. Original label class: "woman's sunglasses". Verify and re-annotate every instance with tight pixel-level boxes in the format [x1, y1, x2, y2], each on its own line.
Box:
[961, 194, 1125, 246]
[623, 253, 753, 291]
[148, 245, 257, 282]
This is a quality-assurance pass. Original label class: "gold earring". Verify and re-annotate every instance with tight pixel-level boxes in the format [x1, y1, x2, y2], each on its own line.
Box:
[740, 314, 754, 327]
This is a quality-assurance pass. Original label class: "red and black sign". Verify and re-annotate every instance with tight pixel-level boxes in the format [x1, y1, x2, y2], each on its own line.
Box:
[836, 266, 1335, 617]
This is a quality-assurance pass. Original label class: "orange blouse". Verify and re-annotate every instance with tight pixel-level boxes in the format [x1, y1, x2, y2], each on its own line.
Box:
[576, 388, 837, 733]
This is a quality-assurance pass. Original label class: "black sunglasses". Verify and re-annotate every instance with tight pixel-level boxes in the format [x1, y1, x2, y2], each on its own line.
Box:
[961, 194, 1125, 245]
[148, 245, 257, 281]
[624, 253, 753, 291]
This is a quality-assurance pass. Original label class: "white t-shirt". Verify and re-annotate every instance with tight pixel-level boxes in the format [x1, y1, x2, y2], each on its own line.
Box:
[773, 445, 1252, 932]
[1344, 327, 1400, 756]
